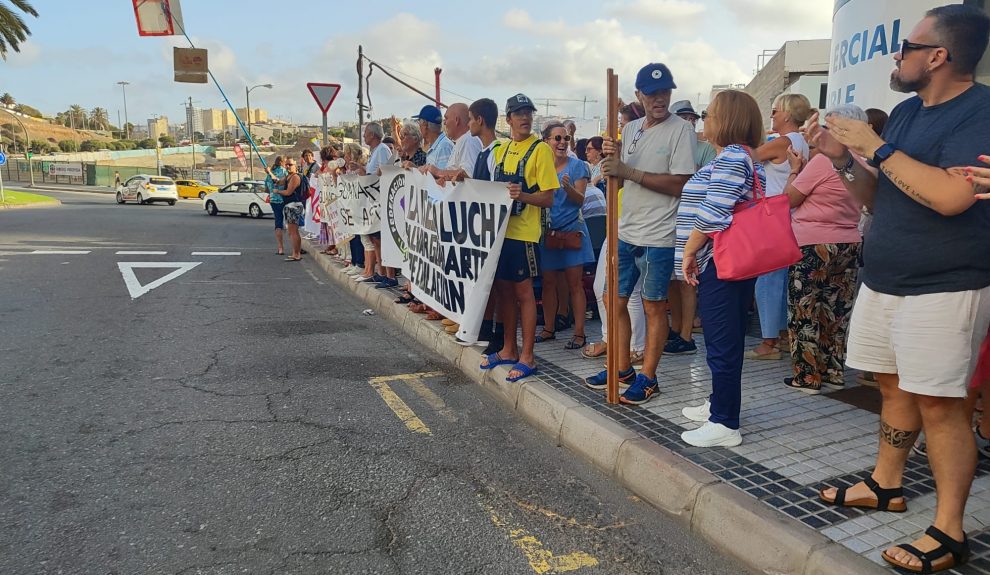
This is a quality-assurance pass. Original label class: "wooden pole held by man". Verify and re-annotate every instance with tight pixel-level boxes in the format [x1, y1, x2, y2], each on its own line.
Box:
[605, 69, 620, 405]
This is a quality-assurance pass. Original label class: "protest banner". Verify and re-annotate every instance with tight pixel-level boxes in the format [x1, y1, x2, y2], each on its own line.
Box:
[400, 168, 512, 343]
[335, 173, 381, 236]
[379, 166, 410, 273]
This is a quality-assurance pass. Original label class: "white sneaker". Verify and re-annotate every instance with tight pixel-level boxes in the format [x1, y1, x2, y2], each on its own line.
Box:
[682, 401, 711, 423]
[681, 422, 742, 448]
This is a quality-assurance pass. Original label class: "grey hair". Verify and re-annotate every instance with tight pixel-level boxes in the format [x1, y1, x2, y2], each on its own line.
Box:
[400, 120, 423, 144]
[366, 122, 384, 140]
[421, 120, 442, 135]
[824, 104, 868, 123]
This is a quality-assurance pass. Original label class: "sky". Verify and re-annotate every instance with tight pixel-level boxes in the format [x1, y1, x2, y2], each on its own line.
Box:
[1, 0, 834, 128]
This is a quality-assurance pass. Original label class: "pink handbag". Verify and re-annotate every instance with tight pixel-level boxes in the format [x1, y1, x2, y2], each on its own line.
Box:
[711, 152, 801, 281]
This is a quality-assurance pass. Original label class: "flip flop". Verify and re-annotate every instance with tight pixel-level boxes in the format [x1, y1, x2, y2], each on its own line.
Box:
[284, 257, 302, 262]
[506, 362, 537, 382]
[480, 352, 517, 370]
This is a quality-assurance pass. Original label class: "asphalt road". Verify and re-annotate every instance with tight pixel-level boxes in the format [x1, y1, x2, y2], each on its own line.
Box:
[0, 190, 745, 575]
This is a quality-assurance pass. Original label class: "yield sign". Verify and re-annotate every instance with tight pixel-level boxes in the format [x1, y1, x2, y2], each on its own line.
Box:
[307, 83, 341, 113]
[118, 261, 202, 299]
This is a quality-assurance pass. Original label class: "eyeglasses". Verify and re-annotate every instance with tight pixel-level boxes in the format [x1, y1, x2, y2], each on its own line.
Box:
[900, 39, 952, 61]
[626, 124, 646, 155]
[550, 135, 572, 142]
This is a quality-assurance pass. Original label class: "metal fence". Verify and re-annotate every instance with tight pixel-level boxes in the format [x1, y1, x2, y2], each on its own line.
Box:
[1, 160, 249, 188]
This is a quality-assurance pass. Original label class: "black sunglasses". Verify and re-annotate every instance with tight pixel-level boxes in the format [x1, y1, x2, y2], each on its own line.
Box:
[550, 135, 572, 142]
[900, 39, 952, 61]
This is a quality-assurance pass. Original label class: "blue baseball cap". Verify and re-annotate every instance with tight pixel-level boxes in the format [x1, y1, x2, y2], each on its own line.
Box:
[412, 105, 443, 125]
[635, 63, 676, 95]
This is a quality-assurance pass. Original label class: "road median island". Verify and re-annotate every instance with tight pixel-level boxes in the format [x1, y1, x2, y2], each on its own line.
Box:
[0, 190, 61, 209]
[302, 237, 888, 575]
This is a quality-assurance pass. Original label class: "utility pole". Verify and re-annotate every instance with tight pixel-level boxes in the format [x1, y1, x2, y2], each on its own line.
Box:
[117, 81, 130, 139]
[357, 45, 364, 147]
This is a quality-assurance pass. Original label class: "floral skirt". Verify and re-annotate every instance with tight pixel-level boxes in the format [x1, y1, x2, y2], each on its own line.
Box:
[787, 242, 862, 388]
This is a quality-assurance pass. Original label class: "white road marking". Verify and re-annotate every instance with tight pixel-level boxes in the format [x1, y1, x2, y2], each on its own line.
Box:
[30, 250, 91, 255]
[117, 262, 202, 299]
[304, 267, 325, 285]
[191, 251, 241, 256]
[116, 251, 168, 255]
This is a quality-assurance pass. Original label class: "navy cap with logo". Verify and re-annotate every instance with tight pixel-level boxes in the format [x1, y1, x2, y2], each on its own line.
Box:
[506, 93, 537, 115]
[635, 63, 677, 95]
[412, 105, 443, 125]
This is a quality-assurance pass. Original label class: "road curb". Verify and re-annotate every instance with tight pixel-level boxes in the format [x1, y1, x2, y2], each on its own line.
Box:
[0, 199, 62, 210]
[303, 239, 888, 575]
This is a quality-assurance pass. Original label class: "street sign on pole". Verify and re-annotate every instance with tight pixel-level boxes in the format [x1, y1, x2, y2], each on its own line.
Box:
[0, 151, 7, 166]
[233, 144, 247, 170]
[306, 83, 341, 146]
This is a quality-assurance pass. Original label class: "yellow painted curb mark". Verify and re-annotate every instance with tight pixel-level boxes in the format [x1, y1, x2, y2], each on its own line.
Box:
[406, 378, 457, 422]
[482, 501, 598, 574]
[368, 371, 445, 384]
[510, 496, 629, 532]
[369, 380, 432, 435]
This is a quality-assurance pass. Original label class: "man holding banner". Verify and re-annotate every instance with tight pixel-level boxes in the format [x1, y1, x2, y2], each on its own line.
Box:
[479, 94, 559, 383]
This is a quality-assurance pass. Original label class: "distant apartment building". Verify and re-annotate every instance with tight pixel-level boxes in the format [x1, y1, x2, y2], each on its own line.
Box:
[743, 39, 830, 129]
[234, 108, 268, 124]
[200, 108, 237, 135]
[147, 116, 169, 140]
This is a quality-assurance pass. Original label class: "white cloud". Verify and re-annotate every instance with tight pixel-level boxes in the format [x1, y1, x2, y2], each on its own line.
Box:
[4, 40, 41, 67]
[605, 0, 706, 28]
[721, 0, 832, 36]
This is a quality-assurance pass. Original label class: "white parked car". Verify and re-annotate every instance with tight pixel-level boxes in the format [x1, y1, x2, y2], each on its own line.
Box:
[202, 181, 273, 219]
[116, 175, 179, 205]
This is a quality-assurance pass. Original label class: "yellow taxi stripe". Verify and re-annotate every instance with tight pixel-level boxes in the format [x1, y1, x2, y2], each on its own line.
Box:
[369, 380, 432, 435]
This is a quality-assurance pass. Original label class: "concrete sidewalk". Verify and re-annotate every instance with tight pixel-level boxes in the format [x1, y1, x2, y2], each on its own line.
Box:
[304, 240, 990, 575]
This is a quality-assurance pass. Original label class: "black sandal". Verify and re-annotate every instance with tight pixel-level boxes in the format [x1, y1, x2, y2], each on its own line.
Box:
[394, 293, 416, 304]
[535, 329, 556, 343]
[564, 335, 587, 350]
[819, 476, 907, 512]
[882, 526, 969, 573]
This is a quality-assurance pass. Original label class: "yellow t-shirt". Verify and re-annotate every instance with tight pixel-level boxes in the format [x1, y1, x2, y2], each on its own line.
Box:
[492, 135, 560, 242]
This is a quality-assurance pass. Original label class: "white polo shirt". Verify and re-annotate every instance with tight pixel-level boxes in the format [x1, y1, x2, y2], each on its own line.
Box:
[447, 133, 483, 175]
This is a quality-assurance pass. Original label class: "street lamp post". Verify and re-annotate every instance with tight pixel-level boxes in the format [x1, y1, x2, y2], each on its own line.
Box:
[0, 108, 35, 187]
[245, 83, 272, 178]
[117, 81, 130, 139]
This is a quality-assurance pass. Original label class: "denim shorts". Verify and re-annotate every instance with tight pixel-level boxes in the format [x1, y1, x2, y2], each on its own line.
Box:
[272, 202, 285, 229]
[617, 240, 674, 301]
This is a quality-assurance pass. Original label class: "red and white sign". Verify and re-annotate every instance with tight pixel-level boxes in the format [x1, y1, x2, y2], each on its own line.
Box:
[307, 83, 341, 114]
[133, 0, 184, 37]
[233, 144, 247, 169]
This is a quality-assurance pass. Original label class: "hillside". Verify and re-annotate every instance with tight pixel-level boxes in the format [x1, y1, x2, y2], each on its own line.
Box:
[1, 112, 113, 145]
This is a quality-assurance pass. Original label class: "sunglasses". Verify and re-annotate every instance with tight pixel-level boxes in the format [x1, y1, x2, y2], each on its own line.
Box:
[550, 135, 572, 142]
[900, 39, 952, 61]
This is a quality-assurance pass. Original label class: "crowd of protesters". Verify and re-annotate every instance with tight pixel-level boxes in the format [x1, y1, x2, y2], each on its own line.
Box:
[261, 5, 990, 572]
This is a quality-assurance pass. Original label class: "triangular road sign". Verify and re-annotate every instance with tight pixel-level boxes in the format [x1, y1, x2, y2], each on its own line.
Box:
[307, 83, 341, 114]
[117, 261, 202, 299]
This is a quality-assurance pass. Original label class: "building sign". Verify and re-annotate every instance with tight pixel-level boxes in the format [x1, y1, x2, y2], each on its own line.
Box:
[174, 47, 208, 84]
[48, 162, 83, 177]
[827, 0, 965, 111]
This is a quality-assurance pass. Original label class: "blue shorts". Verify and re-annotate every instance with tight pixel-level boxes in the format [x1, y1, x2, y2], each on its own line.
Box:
[495, 239, 540, 283]
[617, 240, 674, 301]
[272, 202, 284, 229]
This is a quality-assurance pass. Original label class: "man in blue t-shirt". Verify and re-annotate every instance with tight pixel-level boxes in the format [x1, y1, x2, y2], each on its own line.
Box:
[811, 6, 990, 573]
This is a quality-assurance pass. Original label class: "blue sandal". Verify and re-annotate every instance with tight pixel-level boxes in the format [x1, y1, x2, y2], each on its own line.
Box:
[506, 362, 537, 382]
[481, 352, 517, 370]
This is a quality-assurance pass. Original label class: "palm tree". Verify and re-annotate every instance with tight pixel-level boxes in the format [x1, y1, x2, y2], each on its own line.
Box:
[89, 107, 109, 131]
[0, 92, 14, 106]
[68, 104, 87, 129]
[0, 0, 38, 60]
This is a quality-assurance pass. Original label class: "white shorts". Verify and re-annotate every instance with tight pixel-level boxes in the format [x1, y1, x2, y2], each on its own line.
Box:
[360, 234, 376, 252]
[846, 284, 990, 397]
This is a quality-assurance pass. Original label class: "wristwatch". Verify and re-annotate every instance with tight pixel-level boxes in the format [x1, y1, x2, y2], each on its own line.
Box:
[870, 142, 897, 167]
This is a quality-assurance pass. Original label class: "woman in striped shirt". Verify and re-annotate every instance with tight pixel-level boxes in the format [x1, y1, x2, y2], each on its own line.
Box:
[675, 90, 767, 448]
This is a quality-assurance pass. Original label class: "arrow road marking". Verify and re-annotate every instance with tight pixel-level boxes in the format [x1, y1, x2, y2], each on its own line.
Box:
[117, 261, 202, 299]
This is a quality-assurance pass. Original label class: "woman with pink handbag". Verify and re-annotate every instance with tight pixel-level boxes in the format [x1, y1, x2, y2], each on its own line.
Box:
[674, 90, 773, 448]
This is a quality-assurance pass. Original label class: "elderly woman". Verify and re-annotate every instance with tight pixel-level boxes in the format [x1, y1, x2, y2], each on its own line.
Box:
[781, 105, 865, 394]
[397, 120, 427, 168]
[338, 143, 368, 278]
[677, 89, 767, 447]
[536, 122, 595, 350]
[746, 93, 812, 360]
